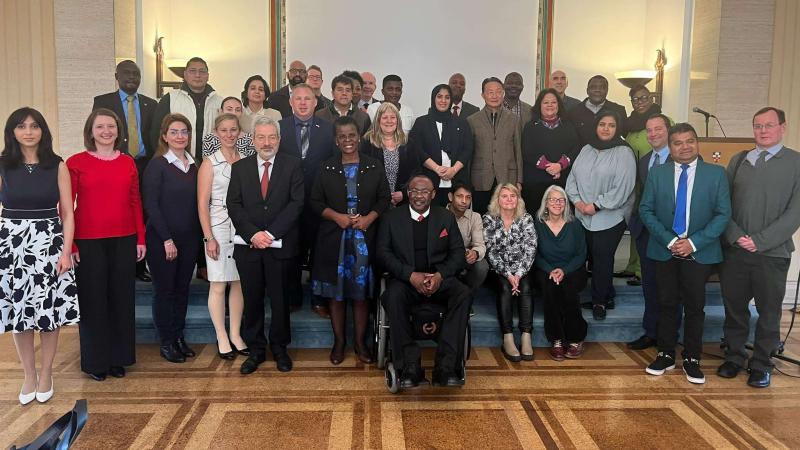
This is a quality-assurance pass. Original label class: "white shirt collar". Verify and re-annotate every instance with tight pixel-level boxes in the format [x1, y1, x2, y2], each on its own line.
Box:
[258, 153, 276, 166]
[674, 158, 698, 169]
[164, 150, 195, 171]
[409, 206, 430, 220]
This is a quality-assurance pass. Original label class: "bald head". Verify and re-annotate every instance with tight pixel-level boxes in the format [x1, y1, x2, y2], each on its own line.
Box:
[549, 70, 568, 96]
[360, 71, 376, 100]
[115, 60, 141, 95]
[449, 73, 466, 103]
[287, 60, 307, 86]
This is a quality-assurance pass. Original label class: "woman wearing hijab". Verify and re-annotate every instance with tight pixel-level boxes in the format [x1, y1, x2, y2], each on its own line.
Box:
[565, 111, 636, 321]
[408, 84, 474, 206]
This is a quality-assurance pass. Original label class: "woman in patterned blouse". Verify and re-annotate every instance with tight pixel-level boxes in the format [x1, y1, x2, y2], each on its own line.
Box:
[483, 183, 537, 362]
[201, 97, 255, 158]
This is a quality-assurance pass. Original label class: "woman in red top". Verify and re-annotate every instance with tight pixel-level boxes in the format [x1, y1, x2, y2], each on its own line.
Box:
[67, 108, 145, 381]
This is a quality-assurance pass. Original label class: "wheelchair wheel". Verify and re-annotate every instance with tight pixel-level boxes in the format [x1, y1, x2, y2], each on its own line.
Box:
[385, 362, 400, 394]
[376, 304, 388, 369]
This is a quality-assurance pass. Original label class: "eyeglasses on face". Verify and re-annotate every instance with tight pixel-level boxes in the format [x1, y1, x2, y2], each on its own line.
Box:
[752, 123, 779, 131]
[408, 189, 433, 196]
[167, 129, 189, 137]
[547, 198, 566, 205]
[185, 68, 208, 76]
[289, 68, 307, 74]
[630, 95, 651, 103]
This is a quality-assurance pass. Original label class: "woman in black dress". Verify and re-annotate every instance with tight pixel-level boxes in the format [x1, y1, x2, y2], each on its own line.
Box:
[0, 107, 79, 404]
[520, 88, 581, 210]
[408, 84, 474, 205]
[311, 116, 390, 365]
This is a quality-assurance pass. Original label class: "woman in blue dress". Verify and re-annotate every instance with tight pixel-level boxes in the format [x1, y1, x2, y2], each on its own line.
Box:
[311, 116, 390, 365]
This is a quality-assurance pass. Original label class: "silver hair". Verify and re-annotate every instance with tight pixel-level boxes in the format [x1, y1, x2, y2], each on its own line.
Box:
[252, 115, 280, 138]
[536, 185, 573, 223]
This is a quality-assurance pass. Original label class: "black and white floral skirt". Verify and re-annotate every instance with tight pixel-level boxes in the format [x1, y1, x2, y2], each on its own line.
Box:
[0, 217, 80, 333]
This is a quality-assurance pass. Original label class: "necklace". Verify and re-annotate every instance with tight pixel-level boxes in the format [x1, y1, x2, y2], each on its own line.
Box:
[23, 163, 38, 174]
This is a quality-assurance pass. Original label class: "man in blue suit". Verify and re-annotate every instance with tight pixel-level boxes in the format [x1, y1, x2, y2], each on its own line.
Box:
[639, 123, 731, 384]
[278, 84, 335, 316]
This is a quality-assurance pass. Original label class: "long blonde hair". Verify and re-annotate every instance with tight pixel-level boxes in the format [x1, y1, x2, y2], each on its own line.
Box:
[366, 102, 406, 148]
[487, 183, 526, 220]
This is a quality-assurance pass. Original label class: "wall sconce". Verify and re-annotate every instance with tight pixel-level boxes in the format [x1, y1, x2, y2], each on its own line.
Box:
[153, 37, 184, 98]
[614, 49, 667, 105]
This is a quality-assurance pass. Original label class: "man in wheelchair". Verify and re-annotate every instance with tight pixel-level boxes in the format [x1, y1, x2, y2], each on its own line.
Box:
[376, 173, 472, 388]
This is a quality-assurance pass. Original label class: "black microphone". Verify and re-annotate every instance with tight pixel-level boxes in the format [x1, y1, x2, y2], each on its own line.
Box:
[692, 107, 716, 118]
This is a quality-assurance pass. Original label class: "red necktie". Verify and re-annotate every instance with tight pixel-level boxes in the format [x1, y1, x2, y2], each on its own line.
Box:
[261, 161, 270, 198]
[417, 214, 425, 222]
[452, 105, 459, 117]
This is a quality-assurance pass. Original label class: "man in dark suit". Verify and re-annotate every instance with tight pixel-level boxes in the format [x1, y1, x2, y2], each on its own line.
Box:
[569, 75, 628, 144]
[448, 73, 480, 118]
[227, 115, 304, 374]
[626, 113, 674, 351]
[266, 60, 307, 118]
[376, 174, 471, 388]
[278, 83, 335, 317]
[92, 59, 156, 282]
[639, 123, 731, 385]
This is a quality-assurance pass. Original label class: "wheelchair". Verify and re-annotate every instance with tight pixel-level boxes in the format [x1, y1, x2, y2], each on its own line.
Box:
[374, 284, 472, 393]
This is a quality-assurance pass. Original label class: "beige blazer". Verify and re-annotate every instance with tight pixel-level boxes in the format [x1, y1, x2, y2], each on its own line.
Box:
[467, 107, 523, 191]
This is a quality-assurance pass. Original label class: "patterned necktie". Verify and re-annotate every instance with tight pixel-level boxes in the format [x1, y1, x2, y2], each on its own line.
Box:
[261, 161, 270, 199]
[127, 95, 139, 158]
[452, 105, 460, 117]
[755, 150, 768, 167]
[672, 163, 690, 236]
[300, 123, 310, 159]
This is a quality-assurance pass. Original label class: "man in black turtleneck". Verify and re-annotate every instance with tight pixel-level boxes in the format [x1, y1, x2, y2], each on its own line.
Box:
[150, 57, 223, 161]
[568, 75, 627, 145]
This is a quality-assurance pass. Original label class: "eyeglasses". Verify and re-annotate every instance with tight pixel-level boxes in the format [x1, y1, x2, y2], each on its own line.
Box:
[289, 68, 307, 74]
[307, 75, 322, 81]
[185, 68, 208, 76]
[753, 123, 779, 131]
[546, 198, 566, 205]
[167, 129, 189, 137]
[630, 95, 651, 103]
[408, 189, 433, 196]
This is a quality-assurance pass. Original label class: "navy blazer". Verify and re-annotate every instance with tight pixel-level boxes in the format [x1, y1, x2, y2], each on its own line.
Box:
[638, 159, 731, 264]
[92, 91, 157, 157]
[278, 116, 335, 196]
[629, 150, 672, 238]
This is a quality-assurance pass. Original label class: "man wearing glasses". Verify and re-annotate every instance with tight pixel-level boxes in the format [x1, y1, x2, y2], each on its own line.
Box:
[718, 107, 800, 388]
[150, 57, 222, 161]
[639, 123, 731, 385]
[376, 173, 472, 388]
[266, 60, 308, 118]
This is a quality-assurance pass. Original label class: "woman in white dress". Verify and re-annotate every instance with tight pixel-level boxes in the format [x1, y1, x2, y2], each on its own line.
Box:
[197, 113, 249, 359]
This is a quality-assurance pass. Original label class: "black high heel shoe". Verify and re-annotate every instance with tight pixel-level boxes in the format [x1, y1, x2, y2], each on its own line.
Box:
[217, 341, 236, 360]
[232, 343, 250, 356]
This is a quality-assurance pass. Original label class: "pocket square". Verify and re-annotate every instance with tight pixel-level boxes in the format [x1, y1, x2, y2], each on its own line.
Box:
[439, 228, 448, 238]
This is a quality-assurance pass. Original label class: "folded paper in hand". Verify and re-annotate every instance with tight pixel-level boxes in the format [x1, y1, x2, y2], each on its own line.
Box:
[233, 233, 282, 248]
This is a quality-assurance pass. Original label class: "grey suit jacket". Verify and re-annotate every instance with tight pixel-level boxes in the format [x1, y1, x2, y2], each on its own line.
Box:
[467, 107, 523, 191]
[459, 101, 480, 118]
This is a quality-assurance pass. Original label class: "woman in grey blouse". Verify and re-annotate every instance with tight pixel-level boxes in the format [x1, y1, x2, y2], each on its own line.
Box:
[565, 111, 636, 321]
[483, 183, 537, 362]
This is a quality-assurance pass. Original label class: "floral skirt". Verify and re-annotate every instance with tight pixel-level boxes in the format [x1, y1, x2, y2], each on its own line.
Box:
[0, 217, 80, 333]
[312, 228, 373, 302]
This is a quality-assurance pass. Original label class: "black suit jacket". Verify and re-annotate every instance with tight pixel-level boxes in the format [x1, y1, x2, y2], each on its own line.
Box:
[629, 150, 672, 238]
[92, 91, 157, 157]
[459, 101, 480, 118]
[266, 85, 292, 118]
[278, 116, 335, 196]
[408, 114, 474, 185]
[376, 205, 466, 282]
[569, 98, 628, 145]
[226, 152, 305, 260]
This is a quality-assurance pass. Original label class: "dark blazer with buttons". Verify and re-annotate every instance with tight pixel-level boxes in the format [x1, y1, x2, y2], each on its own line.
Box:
[408, 114, 474, 185]
[458, 101, 480, 118]
[629, 150, 673, 239]
[92, 91, 157, 158]
[265, 85, 292, 118]
[638, 159, 731, 264]
[226, 152, 305, 260]
[376, 205, 466, 282]
[310, 153, 391, 282]
[278, 116, 335, 197]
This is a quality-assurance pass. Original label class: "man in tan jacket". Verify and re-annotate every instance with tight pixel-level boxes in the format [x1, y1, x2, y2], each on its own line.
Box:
[467, 77, 523, 213]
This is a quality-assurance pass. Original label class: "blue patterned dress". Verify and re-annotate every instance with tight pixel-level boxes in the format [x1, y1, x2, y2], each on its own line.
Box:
[312, 164, 373, 301]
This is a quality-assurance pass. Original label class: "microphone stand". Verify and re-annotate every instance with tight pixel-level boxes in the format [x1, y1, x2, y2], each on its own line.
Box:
[704, 114, 710, 138]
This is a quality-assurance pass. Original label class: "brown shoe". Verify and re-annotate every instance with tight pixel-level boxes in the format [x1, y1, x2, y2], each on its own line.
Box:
[565, 342, 584, 359]
[312, 305, 330, 319]
[549, 340, 566, 361]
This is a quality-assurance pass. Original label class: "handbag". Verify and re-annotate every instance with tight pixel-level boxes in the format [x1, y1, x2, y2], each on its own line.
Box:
[9, 399, 88, 450]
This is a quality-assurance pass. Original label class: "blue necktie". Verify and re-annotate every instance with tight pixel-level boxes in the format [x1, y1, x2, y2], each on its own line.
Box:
[673, 164, 690, 236]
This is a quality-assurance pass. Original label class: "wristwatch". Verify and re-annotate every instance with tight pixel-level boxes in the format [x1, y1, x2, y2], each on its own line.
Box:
[203, 236, 216, 243]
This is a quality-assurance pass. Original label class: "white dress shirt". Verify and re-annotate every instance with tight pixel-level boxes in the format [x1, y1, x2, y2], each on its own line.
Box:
[257, 153, 276, 180]
[164, 150, 195, 173]
[409, 206, 430, 221]
[435, 121, 452, 188]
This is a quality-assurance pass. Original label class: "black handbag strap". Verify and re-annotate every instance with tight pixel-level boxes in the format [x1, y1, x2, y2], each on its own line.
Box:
[10, 399, 88, 450]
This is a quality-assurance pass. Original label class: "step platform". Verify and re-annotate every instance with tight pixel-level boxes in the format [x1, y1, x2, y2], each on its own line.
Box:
[135, 278, 758, 347]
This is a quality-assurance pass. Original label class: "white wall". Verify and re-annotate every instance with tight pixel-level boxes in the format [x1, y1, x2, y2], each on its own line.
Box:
[286, 0, 539, 117]
[551, 0, 689, 120]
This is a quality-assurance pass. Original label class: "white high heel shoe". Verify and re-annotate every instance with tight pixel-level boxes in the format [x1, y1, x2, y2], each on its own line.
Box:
[19, 377, 38, 405]
[35, 377, 53, 403]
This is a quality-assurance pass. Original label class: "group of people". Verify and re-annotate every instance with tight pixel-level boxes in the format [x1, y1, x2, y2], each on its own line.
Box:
[1, 55, 798, 403]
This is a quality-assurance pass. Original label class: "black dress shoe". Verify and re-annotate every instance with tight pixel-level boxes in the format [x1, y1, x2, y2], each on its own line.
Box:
[240, 355, 266, 375]
[400, 364, 426, 389]
[136, 271, 152, 282]
[274, 352, 293, 372]
[626, 276, 642, 286]
[627, 335, 657, 350]
[88, 372, 107, 381]
[176, 338, 196, 357]
[432, 368, 464, 387]
[109, 366, 126, 378]
[716, 361, 742, 378]
[582, 299, 615, 310]
[592, 304, 606, 320]
[232, 343, 250, 356]
[747, 369, 771, 388]
[160, 343, 186, 363]
[614, 270, 635, 278]
[311, 305, 331, 319]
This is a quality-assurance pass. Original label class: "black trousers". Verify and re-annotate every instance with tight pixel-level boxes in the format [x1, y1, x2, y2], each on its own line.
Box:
[134, 157, 149, 276]
[383, 278, 471, 372]
[585, 220, 626, 305]
[236, 248, 291, 358]
[635, 229, 682, 339]
[287, 206, 320, 308]
[720, 247, 790, 371]
[471, 180, 497, 215]
[536, 268, 588, 343]
[654, 258, 713, 359]
[147, 234, 200, 346]
[75, 235, 137, 374]
[496, 273, 534, 334]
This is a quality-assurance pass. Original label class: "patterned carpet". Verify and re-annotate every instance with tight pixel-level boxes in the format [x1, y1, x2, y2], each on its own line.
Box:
[2, 316, 800, 449]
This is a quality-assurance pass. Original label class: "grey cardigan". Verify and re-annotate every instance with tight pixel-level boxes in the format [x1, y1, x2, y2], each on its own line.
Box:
[565, 144, 637, 231]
